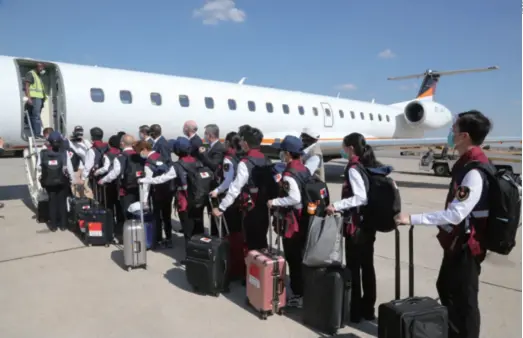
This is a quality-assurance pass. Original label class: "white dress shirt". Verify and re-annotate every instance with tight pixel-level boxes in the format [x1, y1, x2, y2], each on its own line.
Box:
[410, 169, 484, 233]
[332, 167, 368, 211]
[140, 151, 176, 203]
[303, 144, 321, 176]
[81, 148, 111, 180]
[271, 174, 301, 209]
[213, 157, 235, 195]
[219, 161, 250, 211]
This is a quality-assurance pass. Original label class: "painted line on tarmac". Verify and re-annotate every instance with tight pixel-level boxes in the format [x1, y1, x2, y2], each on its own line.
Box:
[0, 245, 88, 265]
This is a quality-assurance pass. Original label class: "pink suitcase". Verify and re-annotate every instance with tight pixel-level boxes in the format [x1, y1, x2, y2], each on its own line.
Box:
[245, 211, 286, 320]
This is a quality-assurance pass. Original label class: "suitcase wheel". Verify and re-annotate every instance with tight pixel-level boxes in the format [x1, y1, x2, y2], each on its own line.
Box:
[87, 243, 92, 247]
[245, 297, 250, 306]
[212, 292, 219, 297]
[104, 243, 110, 248]
[260, 312, 268, 320]
[222, 286, 230, 294]
[126, 266, 132, 272]
[277, 308, 284, 316]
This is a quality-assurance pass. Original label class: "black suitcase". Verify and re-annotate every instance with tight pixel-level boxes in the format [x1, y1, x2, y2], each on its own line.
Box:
[185, 213, 230, 296]
[302, 264, 351, 335]
[83, 185, 114, 247]
[68, 196, 96, 233]
[377, 226, 448, 338]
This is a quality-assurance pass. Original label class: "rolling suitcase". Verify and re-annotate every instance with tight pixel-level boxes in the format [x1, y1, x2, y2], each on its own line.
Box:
[185, 202, 230, 296]
[36, 189, 49, 223]
[245, 210, 286, 320]
[302, 265, 351, 335]
[83, 184, 114, 247]
[123, 183, 147, 271]
[377, 226, 448, 338]
[301, 216, 349, 336]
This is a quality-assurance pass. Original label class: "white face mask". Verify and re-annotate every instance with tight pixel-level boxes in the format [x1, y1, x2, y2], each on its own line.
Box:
[279, 151, 286, 163]
[39, 70, 46, 75]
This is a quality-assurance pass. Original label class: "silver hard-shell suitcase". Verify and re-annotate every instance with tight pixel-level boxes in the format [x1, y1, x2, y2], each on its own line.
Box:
[123, 184, 147, 271]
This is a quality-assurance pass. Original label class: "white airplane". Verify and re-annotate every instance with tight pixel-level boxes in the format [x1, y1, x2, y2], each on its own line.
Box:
[1, 55, 519, 206]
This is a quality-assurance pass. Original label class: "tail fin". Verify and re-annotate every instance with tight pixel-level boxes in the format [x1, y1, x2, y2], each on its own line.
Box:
[388, 66, 499, 101]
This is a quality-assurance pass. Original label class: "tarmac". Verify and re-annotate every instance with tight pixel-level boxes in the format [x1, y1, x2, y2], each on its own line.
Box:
[0, 153, 520, 338]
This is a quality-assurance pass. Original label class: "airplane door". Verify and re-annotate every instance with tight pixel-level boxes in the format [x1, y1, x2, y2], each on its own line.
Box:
[320, 102, 334, 127]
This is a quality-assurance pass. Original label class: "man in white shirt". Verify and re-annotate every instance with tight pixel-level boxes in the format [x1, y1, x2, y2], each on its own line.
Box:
[300, 128, 325, 182]
[68, 126, 92, 198]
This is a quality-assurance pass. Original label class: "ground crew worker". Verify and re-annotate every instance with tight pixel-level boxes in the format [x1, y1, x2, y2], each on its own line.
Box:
[38, 131, 75, 232]
[268, 135, 311, 309]
[300, 128, 325, 182]
[396, 110, 493, 338]
[212, 126, 270, 251]
[24, 63, 47, 138]
[171, 137, 204, 246]
[81, 127, 110, 203]
[139, 125, 153, 145]
[134, 141, 175, 249]
[326, 132, 384, 323]
[101, 135, 144, 239]
[97, 135, 124, 229]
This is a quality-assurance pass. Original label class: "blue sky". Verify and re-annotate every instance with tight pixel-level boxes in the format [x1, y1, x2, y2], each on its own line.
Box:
[0, 0, 520, 137]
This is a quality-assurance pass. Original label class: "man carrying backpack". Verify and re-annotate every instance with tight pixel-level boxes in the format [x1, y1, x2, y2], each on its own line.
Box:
[212, 126, 272, 251]
[81, 127, 110, 203]
[38, 131, 76, 231]
[396, 110, 521, 338]
[170, 137, 213, 246]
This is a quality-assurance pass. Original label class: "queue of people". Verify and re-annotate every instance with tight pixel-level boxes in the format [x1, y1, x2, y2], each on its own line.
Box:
[33, 109, 507, 338]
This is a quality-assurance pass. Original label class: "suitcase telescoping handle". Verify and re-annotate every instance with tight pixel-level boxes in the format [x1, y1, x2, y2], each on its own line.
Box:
[394, 225, 415, 300]
[208, 197, 229, 238]
[267, 209, 282, 255]
[138, 183, 145, 228]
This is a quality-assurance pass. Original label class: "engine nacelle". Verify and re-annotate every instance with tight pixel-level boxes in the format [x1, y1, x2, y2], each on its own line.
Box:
[403, 100, 452, 130]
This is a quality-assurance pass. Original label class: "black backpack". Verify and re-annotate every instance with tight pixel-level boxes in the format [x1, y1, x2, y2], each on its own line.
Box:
[40, 150, 68, 187]
[465, 162, 522, 255]
[355, 163, 401, 233]
[92, 144, 109, 170]
[287, 168, 330, 217]
[247, 158, 280, 202]
[121, 153, 145, 189]
[178, 161, 214, 208]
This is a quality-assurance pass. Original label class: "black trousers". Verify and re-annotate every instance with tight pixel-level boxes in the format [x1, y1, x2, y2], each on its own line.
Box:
[179, 205, 205, 245]
[120, 188, 140, 221]
[283, 230, 306, 297]
[436, 249, 482, 338]
[46, 185, 68, 229]
[242, 204, 269, 251]
[224, 205, 242, 234]
[152, 190, 173, 242]
[105, 183, 123, 233]
[345, 228, 377, 320]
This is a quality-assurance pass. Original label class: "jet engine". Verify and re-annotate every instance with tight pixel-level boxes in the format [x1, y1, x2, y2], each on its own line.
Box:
[403, 100, 452, 130]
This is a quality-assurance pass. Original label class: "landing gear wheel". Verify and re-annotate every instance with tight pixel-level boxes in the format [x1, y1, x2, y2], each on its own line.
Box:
[433, 163, 450, 177]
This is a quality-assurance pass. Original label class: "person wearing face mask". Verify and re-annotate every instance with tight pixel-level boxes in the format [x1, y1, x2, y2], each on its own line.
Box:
[267, 135, 311, 309]
[326, 132, 388, 323]
[183, 120, 203, 158]
[135, 140, 176, 249]
[138, 125, 153, 145]
[97, 135, 124, 232]
[81, 127, 111, 203]
[38, 131, 76, 231]
[300, 128, 325, 182]
[68, 126, 93, 198]
[24, 63, 47, 138]
[395, 111, 494, 338]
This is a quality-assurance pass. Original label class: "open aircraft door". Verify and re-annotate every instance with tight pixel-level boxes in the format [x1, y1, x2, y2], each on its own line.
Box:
[320, 102, 334, 127]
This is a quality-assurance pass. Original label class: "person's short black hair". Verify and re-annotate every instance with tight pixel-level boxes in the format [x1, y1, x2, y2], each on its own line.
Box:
[150, 124, 162, 136]
[456, 110, 492, 146]
[238, 125, 263, 147]
[90, 127, 103, 141]
[139, 125, 150, 135]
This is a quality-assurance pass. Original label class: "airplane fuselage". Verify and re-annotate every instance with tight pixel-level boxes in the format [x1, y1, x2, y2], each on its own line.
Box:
[0, 55, 453, 156]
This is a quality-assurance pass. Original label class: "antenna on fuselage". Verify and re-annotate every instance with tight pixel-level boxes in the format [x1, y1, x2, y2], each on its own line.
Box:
[238, 77, 247, 85]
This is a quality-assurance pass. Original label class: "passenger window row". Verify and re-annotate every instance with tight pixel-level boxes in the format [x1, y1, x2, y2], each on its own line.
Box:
[89, 88, 390, 122]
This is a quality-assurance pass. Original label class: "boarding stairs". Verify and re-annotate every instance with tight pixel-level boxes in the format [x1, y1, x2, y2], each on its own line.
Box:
[23, 110, 48, 209]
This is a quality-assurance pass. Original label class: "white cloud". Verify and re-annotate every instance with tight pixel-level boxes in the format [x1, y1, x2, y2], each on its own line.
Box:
[378, 49, 396, 59]
[193, 0, 246, 25]
[336, 83, 357, 91]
